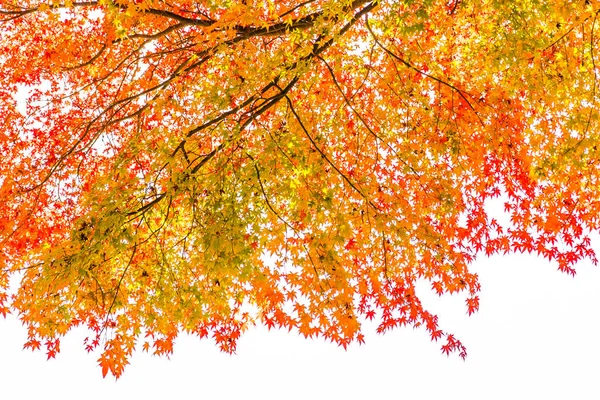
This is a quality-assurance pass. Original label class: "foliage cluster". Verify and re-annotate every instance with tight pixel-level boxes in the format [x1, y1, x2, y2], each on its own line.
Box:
[1, 0, 599, 377]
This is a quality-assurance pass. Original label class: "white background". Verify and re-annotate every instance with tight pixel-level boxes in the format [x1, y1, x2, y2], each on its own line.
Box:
[1, 249, 599, 400]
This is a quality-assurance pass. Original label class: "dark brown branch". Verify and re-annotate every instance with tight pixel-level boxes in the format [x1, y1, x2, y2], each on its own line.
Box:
[128, 1, 379, 218]
[317, 55, 423, 179]
[100, 242, 137, 336]
[246, 153, 324, 292]
[279, 0, 318, 19]
[365, 16, 484, 126]
[283, 92, 379, 211]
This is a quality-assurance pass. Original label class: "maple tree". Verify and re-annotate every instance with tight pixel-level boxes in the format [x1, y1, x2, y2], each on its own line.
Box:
[1, 0, 599, 378]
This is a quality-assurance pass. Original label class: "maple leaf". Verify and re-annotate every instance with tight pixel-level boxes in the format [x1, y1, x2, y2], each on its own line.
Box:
[465, 296, 479, 316]
[23, 339, 42, 352]
[545, 214, 562, 232]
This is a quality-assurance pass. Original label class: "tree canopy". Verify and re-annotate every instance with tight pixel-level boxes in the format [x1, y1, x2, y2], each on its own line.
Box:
[1, 0, 599, 377]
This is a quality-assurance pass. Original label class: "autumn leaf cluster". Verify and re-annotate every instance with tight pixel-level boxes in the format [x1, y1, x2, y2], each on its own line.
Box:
[0, 0, 599, 377]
